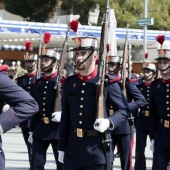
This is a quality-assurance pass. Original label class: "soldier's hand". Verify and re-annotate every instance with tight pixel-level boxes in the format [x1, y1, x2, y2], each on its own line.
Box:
[51, 111, 61, 122]
[93, 118, 110, 133]
[58, 151, 64, 163]
[28, 132, 33, 144]
[150, 139, 154, 152]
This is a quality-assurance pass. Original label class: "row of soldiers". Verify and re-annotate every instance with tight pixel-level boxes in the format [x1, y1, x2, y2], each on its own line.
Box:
[1, 34, 170, 170]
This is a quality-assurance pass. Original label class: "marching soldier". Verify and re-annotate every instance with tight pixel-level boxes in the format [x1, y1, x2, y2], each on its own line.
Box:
[28, 49, 63, 170]
[0, 64, 39, 170]
[107, 55, 146, 170]
[135, 62, 156, 170]
[16, 44, 38, 169]
[57, 36, 130, 170]
[149, 38, 170, 170]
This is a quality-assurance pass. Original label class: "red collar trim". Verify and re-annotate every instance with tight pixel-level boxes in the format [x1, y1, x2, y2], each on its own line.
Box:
[78, 69, 97, 82]
[0, 65, 8, 72]
[143, 82, 152, 86]
[162, 78, 170, 84]
[27, 71, 36, 77]
[44, 71, 58, 80]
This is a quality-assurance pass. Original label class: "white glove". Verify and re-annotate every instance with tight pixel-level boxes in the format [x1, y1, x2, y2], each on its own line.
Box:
[58, 151, 64, 163]
[150, 139, 154, 152]
[93, 118, 110, 133]
[51, 111, 62, 122]
[28, 132, 33, 144]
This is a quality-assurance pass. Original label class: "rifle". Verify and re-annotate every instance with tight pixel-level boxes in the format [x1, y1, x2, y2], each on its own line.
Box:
[36, 28, 42, 80]
[53, 20, 78, 112]
[120, 23, 129, 97]
[127, 44, 132, 80]
[96, 0, 111, 169]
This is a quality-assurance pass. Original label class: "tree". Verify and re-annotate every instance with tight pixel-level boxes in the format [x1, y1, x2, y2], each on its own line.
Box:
[2, 0, 170, 30]
[1, 0, 58, 22]
[61, 0, 170, 30]
[61, 0, 99, 25]
[107, 0, 170, 30]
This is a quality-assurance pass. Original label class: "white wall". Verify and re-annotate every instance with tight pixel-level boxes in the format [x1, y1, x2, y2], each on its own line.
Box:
[0, 9, 23, 21]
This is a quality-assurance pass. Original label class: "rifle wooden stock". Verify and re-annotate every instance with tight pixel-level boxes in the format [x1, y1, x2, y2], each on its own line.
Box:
[96, 1, 111, 170]
[96, 0, 109, 119]
[36, 28, 42, 80]
[121, 24, 129, 97]
[53, 26, 70, 112]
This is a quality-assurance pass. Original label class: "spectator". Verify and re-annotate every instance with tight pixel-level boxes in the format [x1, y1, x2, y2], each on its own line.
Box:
[64, 58, 74, 76]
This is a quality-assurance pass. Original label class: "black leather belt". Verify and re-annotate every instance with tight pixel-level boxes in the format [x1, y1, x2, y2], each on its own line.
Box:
[160, 119, 170, 128]
[141, 110, 149, 116]
[74, 128, 102, 138]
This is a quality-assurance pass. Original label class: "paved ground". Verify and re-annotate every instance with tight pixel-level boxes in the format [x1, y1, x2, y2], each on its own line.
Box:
[2, 105, 153, 169]
[1, 127, 153, 170]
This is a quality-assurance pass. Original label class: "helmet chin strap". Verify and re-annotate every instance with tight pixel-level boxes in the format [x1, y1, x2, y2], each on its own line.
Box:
[75, 49, 95, 67]
[144, 72, 154, 79]
[108, 64, 120, 74]
[158, 65, 170, 72]
[42, 60, 56, 70]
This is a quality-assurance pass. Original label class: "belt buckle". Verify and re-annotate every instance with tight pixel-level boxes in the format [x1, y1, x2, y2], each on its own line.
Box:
[43, 117, 49, 124]
[164, 120, 169, 128]
[76, 128, 83, 138]
[145, 111, 149, 116]
[109, 109, 114, 115]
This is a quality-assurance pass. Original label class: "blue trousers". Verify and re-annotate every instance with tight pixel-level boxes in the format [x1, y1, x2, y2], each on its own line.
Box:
[63, 163, 106, 170]
[135, 128, 151, 170]
[152, 145, 170, 170]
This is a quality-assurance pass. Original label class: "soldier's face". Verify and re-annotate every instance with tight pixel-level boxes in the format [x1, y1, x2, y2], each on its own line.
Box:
[158, 60, 170, 76]
[143, 70, 154, 80]
[25, 61, 36, 73]
[41, 57, 55, 73]
[107, 63, 119, 74]
[75, 50, 95, 70]
[8, 70, 15, 77]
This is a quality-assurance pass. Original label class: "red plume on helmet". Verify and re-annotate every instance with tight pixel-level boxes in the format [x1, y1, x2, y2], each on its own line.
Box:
[25, 41, 32, 59]
[156, 35, 165, 45]
[44, 32, 51, 44]
[69, 20, 79, 33]
[42, 32, 51, 55]
[106, 44, 110, 53]
[156, 35, 165, 58]
[69, 20, 79, 47]
[145, 52, 148, 59]
[25, 41, 32, 52]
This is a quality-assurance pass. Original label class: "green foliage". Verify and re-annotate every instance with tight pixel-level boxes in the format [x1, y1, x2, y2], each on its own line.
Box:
[61, 0, 98, 25]
[2, 0, 170, 30]
[108, 0, 170, 30]
[61, 0, 170, 30]
[1, 0, 57, 22]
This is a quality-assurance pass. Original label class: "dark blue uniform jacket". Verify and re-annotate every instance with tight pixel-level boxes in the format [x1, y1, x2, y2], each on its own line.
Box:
[0, 67, 39, 170]
[17, 72, 37, 128]
[136, 81, 152, 131]
[150, 78, 170, 149]
[58, 71, 130, 166]
[30, 71, 60, 140]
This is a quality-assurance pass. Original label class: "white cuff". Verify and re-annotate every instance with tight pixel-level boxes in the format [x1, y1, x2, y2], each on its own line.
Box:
[0, 124, 3, 134]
